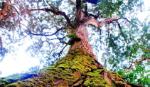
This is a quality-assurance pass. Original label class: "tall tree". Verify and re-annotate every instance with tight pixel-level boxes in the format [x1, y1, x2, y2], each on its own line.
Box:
[0, 0, 149, 87]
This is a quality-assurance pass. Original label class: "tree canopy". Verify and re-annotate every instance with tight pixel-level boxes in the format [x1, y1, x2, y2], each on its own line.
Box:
[0, 0, 149, 87]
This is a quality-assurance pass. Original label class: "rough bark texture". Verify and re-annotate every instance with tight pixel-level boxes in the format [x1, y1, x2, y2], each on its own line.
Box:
[3, 25, 135, 87]
[69, 24, 95, 58]
[4, 53, 131, 87]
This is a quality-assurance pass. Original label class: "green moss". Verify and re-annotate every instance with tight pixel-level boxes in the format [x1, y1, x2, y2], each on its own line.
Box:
[86, 69, 103, 77]
[5, 53, 111, 87]
[84, 76, 108, 87]
[67, 34, 77, 38]
[83, 69, 110, 87]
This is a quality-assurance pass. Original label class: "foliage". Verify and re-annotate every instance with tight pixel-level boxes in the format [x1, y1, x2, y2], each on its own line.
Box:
[105, 21, 150, 86]
[118, 65, 150, 87]
[67, 34, 77, 39]
[98, 0, 123, 17]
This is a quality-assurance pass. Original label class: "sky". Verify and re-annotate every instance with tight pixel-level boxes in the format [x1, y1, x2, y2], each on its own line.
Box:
[0, 0, 149, 77]
[137, 0, 150, 22]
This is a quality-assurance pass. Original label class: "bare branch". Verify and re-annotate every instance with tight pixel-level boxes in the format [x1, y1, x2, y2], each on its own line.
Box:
[26, 27, 64, 36]
[76, 0, 83, 24]
[132, 57, 150, 65]
[29, 8, 73, 27]
[126, 57, 150, 70]
[116, 21, 127, 42]
[88, 12, 100, 19]
[85, 17, 119, 27]
[57, 44, 68, 57]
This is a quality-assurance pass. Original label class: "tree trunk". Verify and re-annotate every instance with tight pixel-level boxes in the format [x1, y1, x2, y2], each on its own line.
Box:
[4, 24, 141, 87]
[1, 2, 142, 87]
[4, 50, 138, 87]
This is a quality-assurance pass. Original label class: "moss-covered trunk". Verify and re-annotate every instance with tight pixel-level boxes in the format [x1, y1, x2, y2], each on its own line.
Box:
[4, 20, 137, 87]
[1, 5, 141, 87]
[5, 53, 132, 87]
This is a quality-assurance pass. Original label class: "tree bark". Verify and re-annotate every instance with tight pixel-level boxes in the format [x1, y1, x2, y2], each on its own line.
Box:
[4, 13, 141, 87]
[0, 1, 142, 87]
[4, 50, 140, 87]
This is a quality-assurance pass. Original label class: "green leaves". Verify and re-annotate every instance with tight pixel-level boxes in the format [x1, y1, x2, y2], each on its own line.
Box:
[118, 65, 149, 86]
[98, 0, 123, 17]
[67, 34, 77, 39]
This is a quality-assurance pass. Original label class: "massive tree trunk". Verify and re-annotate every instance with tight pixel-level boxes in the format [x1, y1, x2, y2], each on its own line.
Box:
[4, 42, 137, 87]
[4, 15, 139, 87]
[4, 51, 132, 87]
[0, 1, 142, 87]
[2, 28, 141, 87]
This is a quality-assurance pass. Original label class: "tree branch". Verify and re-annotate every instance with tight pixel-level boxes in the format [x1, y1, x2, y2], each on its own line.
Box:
[26, 27, 64, 36]
[30, 8, 73, 27]
[76, 0, 83, 24]
[116, 21, 127, 42]
[88, 12, 100, 19]
[76, 0, 82, 10]
[126, 57, 150, 70]
[85, 17, 119, 27]
[132, 57, 150, 65]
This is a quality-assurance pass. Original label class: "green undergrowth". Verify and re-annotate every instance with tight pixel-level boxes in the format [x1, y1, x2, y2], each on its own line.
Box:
[5, 53, 110, 87]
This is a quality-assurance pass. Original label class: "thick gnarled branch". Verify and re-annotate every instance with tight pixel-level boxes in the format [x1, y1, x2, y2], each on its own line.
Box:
[85, 17, 119, 27]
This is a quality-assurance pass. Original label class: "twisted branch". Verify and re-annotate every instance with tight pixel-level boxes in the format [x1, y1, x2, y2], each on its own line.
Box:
[30, 8, 73, 27]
